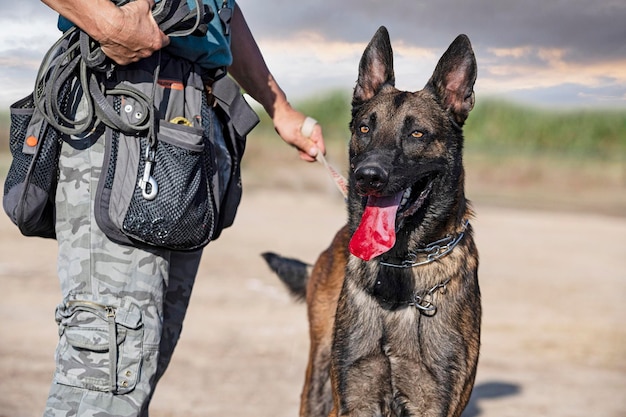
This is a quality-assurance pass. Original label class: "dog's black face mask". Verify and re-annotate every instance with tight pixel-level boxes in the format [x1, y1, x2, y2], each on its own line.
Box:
[347, 27, 477, 261]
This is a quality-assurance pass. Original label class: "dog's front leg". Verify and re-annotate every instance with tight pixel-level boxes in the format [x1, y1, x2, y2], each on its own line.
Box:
[329, 279, 391, 417]
[302, 226, 351, 417]
[301, 335, 333, 417]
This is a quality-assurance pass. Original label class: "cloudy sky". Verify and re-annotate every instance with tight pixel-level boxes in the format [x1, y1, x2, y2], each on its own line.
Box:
[0, 0, 625, 108]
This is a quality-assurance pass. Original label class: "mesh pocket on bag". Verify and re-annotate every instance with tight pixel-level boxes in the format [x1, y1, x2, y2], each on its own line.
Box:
[4, 96, 36, 194]
[3, 95, 63, 238]
[121, 122, 216, 250]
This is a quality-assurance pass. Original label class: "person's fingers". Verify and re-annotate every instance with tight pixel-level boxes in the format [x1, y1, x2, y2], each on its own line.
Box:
[99, 0, 169, 65]
[297, 116, 325, 160]
[309, 124, 326, 155]
[300, 116, 317, 138]
[289, 132, 317, 162]
[297, 149, 317, 162]
[140, 0, 170, 47]
[293, 132, 319, 160]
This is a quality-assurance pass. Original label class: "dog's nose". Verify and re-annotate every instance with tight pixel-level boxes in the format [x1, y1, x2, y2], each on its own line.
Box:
[354, 164, 389, 194]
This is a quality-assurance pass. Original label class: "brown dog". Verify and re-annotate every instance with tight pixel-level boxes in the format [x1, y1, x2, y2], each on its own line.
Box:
[263, 26, 480, 417]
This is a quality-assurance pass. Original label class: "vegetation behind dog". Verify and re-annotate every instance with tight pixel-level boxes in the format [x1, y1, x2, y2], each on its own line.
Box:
[244, 90, 626, 216]
[1, 91, 625, 214]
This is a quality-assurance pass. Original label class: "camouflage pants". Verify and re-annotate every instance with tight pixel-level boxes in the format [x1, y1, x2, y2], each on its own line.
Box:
[45, 128, 203, 417]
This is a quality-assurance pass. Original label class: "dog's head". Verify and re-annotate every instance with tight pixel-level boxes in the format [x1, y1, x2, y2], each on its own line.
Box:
[348, 27, 477, 261]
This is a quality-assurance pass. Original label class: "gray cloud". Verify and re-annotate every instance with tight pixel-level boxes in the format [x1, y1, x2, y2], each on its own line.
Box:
[236, 0, 626, 107]
[238, 0, 626, 63]
[0, 1, 56, 21]
[0, 2, 60, 104]
[0, 1, 624, 107]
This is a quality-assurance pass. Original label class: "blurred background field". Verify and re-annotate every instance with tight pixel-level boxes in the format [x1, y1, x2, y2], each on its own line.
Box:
[238, 91, 625, 217]
[1, 90, 625, 216]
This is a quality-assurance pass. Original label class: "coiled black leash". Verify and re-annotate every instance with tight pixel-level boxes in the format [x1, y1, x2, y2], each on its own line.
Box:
[33, 0, 212, 136]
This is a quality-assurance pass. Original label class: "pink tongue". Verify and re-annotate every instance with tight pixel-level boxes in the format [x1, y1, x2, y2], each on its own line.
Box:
[349, 193, 403, 261]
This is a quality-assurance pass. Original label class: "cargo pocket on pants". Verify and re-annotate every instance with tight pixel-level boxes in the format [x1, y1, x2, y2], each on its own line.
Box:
[54, 298, 144, 394]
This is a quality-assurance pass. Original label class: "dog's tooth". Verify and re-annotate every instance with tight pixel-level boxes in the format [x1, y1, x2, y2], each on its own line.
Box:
[401, 188, 411, 207]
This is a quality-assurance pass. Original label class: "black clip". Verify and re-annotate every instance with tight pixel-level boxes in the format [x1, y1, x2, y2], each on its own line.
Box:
[218, 2, 232, 36]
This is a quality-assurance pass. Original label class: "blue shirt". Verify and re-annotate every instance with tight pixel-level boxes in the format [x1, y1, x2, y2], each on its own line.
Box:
[166, 0, 234, 69]
[57, 0, 234, 70]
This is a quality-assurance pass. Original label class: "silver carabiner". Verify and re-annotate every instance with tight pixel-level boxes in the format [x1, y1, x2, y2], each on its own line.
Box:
[138, 148, 158, 200]
[140, 175, 158, 200]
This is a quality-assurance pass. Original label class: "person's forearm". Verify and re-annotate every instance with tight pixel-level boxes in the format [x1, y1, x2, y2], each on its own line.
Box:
[41, 0, 121, 42]
[228, 4, 288, 119]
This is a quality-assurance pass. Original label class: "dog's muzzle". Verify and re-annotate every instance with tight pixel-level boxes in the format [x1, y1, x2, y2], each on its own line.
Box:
[354, 163, 389, 195]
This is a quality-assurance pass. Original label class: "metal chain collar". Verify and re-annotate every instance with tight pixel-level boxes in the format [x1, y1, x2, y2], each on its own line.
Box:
[376, 220, 469, 315]
[379, 220, 470, 269]
[408, 277, 452, 315]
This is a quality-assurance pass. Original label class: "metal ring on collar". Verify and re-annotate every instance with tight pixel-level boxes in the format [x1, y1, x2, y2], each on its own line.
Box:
[301, 116, 318, 138]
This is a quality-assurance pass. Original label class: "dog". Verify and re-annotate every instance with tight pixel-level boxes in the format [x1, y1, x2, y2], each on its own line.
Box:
[263, 26, 480, 417]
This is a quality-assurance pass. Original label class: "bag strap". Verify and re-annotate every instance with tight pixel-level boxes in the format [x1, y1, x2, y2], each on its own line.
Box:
[212, 77, 260, 137]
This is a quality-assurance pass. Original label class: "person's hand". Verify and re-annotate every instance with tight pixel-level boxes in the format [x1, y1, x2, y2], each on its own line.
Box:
[272, 104, 326, 162]
[97, 0, 169, 65]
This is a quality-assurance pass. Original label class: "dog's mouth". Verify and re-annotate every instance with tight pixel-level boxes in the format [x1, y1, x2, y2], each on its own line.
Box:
[397, 174, 435, 221]
[349, 174, 436, 261]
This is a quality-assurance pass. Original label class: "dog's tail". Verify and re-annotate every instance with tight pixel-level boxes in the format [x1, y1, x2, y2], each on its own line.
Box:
[261, 252, 311, 301]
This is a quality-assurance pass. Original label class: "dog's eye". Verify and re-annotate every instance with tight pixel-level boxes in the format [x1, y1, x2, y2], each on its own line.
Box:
[359, 125, 370, 134]
[411, 131, 424, 139]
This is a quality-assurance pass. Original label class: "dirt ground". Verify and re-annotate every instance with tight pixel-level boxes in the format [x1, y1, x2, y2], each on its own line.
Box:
[1, 168, 625, 416]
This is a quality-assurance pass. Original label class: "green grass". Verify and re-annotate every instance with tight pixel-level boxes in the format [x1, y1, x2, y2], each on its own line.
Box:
[0, 111, 8, 151]
[3, 91, 625, 159]
[249, 91, 626, 161]
[2, 92, 625, 215]
[243, 91, 626, 215]
[464, 99, 626, 160]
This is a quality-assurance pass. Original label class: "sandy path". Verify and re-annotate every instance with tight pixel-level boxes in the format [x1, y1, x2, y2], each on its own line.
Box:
[1, 187, 625, 417]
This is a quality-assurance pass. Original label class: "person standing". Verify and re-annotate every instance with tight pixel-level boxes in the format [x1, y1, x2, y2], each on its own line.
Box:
[36, 0, 325, 415]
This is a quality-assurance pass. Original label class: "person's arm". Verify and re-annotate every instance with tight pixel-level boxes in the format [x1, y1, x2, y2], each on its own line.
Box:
[228, 4, 325, 162]
[41, 0, 169, 65]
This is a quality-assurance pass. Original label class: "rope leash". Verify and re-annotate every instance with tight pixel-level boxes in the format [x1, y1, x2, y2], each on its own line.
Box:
[301, 117, 348, 199]
[316, 152, 348, 200]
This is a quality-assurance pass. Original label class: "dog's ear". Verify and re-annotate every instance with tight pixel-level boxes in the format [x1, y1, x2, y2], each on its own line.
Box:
[353, 26, 395, 106]
[426, 34, 477, 126]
